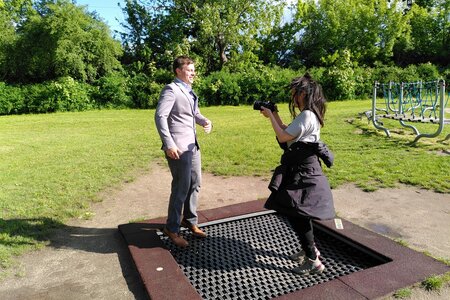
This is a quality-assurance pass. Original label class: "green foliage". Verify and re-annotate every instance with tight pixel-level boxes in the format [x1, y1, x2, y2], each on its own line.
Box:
[0, 6, 16, 79]
[372, 64, 402, 83]
[257, 18, 301, 67]
[372, 63, 443, 84]
[421, 275, 444, 291]
[8, 77, 93, 114]
[93, 73, 132, 108]
[353, 67, 375, 99]
[0, 82, 25, 115]
[238, 67, 297, 104]
[401, 65, 421, 83]
[321, 50, 357, 100]
[417, 63, 441, 80]
[21, 77, 93, 113]
[120, 0, 189, 72]
[23, 82, 57, 113]
[127, 73, 164, 109]
[51, 77, 93, 111]
[442, 68, 450, 84]
[192, 0, 285, 70]
[393, 288, 412, 299]
[394, 3, 449, 66]
[195, 66, 298, 106]
[3, 0, 123, 83]
[0, 62, 447, 116]
[293, 0, 407, 67]
[1, 0, 448, 87]
[196, 71, 242, 106]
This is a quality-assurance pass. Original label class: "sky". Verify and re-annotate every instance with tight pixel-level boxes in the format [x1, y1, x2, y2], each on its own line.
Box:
[75, 0, 126, 35]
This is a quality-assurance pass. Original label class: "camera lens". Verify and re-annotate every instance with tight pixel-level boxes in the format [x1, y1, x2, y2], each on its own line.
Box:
[253, 100, 275, 112]
[253, 101, 263, 110]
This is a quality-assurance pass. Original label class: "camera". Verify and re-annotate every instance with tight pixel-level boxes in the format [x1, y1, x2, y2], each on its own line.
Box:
[253, 100, 276, 112]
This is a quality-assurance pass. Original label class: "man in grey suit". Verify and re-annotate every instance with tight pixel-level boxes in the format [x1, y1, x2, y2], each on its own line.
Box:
[154, 56, 212, 248]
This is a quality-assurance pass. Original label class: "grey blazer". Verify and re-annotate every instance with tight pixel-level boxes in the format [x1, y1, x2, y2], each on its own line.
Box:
[155, 81, 209, 152]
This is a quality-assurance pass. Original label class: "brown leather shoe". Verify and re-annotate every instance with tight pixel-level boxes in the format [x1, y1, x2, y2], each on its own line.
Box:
[181, 219, 207, 238]
[162, 227, 189, 248]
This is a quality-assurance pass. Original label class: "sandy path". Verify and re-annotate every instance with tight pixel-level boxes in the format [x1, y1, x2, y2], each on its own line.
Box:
[0, 162, 448, 299]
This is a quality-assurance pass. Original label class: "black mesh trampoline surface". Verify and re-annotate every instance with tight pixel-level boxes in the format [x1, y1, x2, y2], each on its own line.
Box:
[159, 212, 389, 300]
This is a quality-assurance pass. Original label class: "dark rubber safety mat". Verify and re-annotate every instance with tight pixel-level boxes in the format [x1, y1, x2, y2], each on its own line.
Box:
[160, 212, 386, 299]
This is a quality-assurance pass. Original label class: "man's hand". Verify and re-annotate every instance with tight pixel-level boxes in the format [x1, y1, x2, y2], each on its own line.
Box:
[203, 120, 212, 134]
[165, 147, 182, 160]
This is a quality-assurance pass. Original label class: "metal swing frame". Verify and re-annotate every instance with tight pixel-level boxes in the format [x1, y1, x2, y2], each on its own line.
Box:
[371, 79, 449, 143]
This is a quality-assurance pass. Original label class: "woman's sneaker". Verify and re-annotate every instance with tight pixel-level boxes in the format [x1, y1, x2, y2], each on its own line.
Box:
[289, 247, 320, 264]
[292, 257, 325, 275]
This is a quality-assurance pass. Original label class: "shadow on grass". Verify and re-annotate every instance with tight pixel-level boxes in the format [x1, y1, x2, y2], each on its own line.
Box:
[0, 217, 149, 300]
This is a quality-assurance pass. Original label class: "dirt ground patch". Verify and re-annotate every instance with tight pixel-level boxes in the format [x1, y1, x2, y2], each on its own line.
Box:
[0, 162, 449, 300]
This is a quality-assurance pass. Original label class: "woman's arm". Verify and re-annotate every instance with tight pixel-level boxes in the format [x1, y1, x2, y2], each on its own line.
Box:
[272, 111, 288, 129]
[261, 107, 295, 143]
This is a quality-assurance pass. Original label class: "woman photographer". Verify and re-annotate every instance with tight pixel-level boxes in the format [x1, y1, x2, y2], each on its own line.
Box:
[260, 73, 335, 275]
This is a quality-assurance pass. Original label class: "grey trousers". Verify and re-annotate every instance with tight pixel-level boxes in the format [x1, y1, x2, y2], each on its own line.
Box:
[165, 148, 201, 233]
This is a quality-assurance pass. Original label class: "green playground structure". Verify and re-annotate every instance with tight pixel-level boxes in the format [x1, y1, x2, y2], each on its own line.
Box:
[371, 79, 449, 143]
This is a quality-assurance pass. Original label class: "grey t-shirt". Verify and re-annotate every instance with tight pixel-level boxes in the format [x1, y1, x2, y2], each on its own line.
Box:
[285, 110, 320, 147]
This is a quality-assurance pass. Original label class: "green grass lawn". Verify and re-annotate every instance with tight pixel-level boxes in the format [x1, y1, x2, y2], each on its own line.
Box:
[0, 101, 449, 276]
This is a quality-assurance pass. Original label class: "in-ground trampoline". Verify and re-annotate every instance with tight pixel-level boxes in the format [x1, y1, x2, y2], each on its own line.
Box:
[118, 200, 449, 300]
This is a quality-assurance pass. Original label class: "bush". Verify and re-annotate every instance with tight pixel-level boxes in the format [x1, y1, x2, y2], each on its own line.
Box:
[1, 62, 446, 115]
[127, 74, 164, 109]
[353, 67, 375, 99]
[196, 71, 242, 106]
[51, 77, 93, 111]
[322, 67, 356, 100]
[306, 67, 326, 85]
[373, 64, 404, 83]
[0, 83, 25, 115]
[195, 66, 298, 106]
[239, 67, 298, 104]
[93, 73, 131, 108]
[321, 50, 357, 100]
[400, 65, 420, 82]
[417, 63, 440, 81]
[153, 68, 173, 85]
[372, 63, 442, 84]
[24, 82, 57, 113]
[20, 77, 93, 113]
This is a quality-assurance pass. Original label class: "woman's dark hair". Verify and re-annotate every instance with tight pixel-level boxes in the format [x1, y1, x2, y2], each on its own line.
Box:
[288, 73, 326, 127]
[172, 56, 195, 74]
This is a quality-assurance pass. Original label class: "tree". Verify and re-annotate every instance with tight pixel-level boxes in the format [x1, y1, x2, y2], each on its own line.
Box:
[394, 1, 449, 66]
[2, 0, 35, 26]
[292, 0, 407, 67]
[257, 15, 303, 68]
[0, 2, 17, 80]
[121, 0, 284, 74]
[190, 0, 284, 71]
[4, 0, 123, 83]
[119, 0, 191, 74]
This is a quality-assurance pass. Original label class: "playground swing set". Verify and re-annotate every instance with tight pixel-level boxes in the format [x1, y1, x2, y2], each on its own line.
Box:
[370, 79, 449, 143]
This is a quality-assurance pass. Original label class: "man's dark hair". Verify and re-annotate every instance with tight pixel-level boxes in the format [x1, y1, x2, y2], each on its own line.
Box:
[173, 56, 195, 74]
